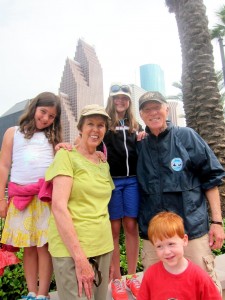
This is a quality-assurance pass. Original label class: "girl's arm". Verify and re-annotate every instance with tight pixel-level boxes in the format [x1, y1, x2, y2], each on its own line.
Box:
[51, 175, 94, 300]
[0, 127, 14, 218]
[137, 131, 147, 141]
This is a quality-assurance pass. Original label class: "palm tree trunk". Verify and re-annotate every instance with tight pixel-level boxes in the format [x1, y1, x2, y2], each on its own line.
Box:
[165, 0, 225, 215]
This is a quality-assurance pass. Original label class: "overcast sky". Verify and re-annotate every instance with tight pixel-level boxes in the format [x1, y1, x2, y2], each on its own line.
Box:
[0, 0, 224, 116]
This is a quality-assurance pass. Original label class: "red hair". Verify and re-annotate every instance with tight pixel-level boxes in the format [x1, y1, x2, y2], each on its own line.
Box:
[148, 211, 185, 244]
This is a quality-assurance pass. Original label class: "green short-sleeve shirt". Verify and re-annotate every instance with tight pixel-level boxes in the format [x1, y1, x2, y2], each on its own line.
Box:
[45, 148, 114, 257]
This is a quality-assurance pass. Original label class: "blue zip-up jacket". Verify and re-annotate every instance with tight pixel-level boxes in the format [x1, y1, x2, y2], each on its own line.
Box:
[137, 122, 225, 240]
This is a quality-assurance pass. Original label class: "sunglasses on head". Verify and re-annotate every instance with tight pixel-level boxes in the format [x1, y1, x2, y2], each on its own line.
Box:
[110, 85, 131, 94]
[89, 257, 102, 287]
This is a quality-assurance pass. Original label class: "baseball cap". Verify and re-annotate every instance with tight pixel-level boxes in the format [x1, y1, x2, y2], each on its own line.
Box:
[139, 91, 167, 110]
[80, 104, 111, 119]
[109, 82, 131, 100]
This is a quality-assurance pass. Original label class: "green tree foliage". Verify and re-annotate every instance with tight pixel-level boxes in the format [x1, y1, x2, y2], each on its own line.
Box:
[210, 5, 225, 40]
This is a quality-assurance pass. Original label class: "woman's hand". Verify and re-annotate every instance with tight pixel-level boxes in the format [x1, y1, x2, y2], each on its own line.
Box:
[96, 151, 107, 162]
[109, 263, 114, 283]
[75, 256, 95, 300]
[137, 131, 147, 141]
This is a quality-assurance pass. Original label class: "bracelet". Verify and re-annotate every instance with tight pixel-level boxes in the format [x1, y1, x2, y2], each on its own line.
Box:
[0, 198, 7, 201]
[211, 220, 223, 226]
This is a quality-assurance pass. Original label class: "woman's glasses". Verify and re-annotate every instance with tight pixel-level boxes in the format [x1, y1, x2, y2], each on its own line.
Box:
[110, 85, 131, 94]
[89, 257, 102, 287]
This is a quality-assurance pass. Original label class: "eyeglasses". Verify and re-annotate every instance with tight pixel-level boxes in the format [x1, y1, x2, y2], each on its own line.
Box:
[142, 105, 162, 113]
[89, 257, 102, 287]
[113, 96, 130, 102]
[110, 85, 131, 94]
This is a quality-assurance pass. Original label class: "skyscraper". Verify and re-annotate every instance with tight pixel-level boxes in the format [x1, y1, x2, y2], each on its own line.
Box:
[129, 84, 146, 128]
[140, 64, 165, 95]
[59, 39, 104, 143]
[167, 100, 186, 127]
[0, 39, 104, 146]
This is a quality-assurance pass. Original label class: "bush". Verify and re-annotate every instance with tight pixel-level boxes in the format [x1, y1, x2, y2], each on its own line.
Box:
[0, 248, 56, 300]
[119, 228, 144, 275]
[0, 249, 27, 300]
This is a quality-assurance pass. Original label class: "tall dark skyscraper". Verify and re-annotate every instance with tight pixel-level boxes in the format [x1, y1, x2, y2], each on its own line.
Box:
[0, 39, 104, 145]
[59, 39, 104, 143]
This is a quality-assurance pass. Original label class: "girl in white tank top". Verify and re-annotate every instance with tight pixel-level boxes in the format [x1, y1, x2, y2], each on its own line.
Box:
[0, 92, 62, 299]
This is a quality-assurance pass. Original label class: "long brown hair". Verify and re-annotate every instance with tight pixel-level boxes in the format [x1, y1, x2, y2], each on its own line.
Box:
[105, 95, 139, 133]
[19, 92, 62, 146]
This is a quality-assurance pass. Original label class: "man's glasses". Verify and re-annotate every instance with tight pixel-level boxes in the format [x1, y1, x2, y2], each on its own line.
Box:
[89, 257, 102, 287]
[110, 85, 131, 94]
[142, 105, 162, 113]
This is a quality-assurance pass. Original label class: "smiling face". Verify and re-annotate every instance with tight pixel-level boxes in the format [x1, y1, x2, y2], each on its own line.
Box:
[154, 234, 188, 273]
[113, 94, 130, 118]
[34, 106, 57, 130]
[140, 101, 169, 136]
[80, 115, 107, 148]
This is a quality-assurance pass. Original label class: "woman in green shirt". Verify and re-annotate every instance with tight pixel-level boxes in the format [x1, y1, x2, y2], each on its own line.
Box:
[46, 104, 114, 300]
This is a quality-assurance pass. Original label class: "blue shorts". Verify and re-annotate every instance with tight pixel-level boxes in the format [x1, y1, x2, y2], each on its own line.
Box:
[108, 176, 140, 220]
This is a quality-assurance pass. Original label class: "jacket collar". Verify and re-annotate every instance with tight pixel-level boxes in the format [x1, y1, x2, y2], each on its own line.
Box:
[145, 120, 173, 138]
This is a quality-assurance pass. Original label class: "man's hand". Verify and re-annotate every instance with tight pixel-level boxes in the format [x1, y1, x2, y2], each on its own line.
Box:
[209, 223, 225, 250]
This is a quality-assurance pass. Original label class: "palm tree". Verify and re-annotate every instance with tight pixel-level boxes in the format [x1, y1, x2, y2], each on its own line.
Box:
[210, 5, 225, 85]
[166, 81, 183, 102]
[168, 72, 225, 107]
[165, 0, 225, 214]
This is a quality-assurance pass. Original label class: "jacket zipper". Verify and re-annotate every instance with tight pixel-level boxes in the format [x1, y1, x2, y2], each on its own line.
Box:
[119, 119, 129, 176]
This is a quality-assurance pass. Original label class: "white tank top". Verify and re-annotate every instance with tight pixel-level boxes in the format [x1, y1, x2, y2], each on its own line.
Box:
[10, 127, 54, 184]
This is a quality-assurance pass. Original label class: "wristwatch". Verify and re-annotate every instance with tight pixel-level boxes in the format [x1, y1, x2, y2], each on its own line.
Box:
[211, 220, 223, 226]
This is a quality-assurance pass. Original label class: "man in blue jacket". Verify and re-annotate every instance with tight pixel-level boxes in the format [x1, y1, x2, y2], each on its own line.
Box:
[137, 91, 225, 292]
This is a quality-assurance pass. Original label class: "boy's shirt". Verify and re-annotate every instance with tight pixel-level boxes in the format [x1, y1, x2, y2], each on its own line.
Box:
[138, 260, 222, 300]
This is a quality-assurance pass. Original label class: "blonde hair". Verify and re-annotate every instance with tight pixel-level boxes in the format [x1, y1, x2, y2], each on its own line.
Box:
[105, 95, 140, 133]
[148, 211, 185, 244]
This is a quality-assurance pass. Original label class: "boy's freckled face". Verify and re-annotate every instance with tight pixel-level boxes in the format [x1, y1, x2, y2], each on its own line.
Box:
[154, 234, 188, 269]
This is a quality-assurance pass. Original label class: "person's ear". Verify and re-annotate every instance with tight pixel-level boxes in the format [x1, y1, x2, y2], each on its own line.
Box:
[183, 234, 188, 247]
[140, 110, 144, 121]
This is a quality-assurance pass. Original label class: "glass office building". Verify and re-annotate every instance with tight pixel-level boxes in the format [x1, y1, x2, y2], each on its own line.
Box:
[140, 64, 165, 95]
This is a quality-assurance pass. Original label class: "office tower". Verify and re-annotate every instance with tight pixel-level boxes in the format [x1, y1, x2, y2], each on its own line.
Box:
[0, 39, 104, 146]
[59, 39, 104, 143]
[140, 64, 165, 95]
[167, 100, 186, 127]
[129, 84, 146, 128]
[0, 100, 29, 147]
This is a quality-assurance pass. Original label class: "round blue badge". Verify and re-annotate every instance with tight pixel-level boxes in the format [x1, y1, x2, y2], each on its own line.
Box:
[171, 158, 183, 171]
